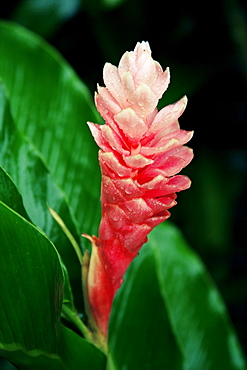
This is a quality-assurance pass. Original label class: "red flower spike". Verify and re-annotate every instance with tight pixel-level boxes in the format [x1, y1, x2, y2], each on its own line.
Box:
[85, 41, 193, 340]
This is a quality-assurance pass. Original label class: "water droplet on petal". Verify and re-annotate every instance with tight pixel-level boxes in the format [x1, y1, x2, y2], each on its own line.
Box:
[124, 186, 132, 194]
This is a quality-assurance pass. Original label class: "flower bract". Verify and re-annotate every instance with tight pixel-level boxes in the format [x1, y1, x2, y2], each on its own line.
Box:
[85, 41, 193, 337]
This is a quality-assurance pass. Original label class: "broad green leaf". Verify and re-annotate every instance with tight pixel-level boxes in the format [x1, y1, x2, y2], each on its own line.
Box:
[0, 155, 77, 322]
[11, 0, 81, 38]
[1, 326, 106, 370]
[0, 80, 83, 311]
[108, 242, 183, 370]
[0, 201, 63, 363]
[149, 223, 246, 370]
[109, 223, 246, 369]
[0, 21, 101, 238]
[0, 165, 30, 221]
[0, 202, 106, 369]
[59, 326, 106, 370]
[0, 81, 103, 361]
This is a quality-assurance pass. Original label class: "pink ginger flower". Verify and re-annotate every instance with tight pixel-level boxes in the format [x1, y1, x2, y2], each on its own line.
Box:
[85, 41, 193, 338]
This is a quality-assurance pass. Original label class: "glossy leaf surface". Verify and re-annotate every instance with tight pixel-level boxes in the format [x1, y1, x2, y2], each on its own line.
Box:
[0, 80, 82, 310]
[0, 201, 63, 363]
[0, 201, 106, 369]
[0, 165, 30, 221]
[0, 21, 101, 237]
[109, 223, 246, 369]
[151, 223, 246, 369]
[108, 240, 183, 370]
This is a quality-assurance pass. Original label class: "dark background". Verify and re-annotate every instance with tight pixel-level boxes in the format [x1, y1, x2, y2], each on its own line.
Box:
[1, 0, 247, 361]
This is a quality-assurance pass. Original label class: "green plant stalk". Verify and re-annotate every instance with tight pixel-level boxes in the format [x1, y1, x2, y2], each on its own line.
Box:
[62, 304, 92, 339]
[48, 206, 83, 264]
[49, 207, 107, 353]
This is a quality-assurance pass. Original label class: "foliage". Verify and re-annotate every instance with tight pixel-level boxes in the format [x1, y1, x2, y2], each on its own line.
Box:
[0, 1, 246, 367]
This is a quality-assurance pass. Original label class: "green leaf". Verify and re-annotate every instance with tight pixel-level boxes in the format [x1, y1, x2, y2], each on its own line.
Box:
[108, 241, 183, 370]
[0, 80, 83, 311]
[109, 223, 246, 369]
[0, 153, 78, 327]
[0, 80, 105, 364]
[1, 326, 106, 370]
[0, 21, 101, 237]
[0, 103, 77, 317]
[59, 326, 106, 370]
[0, 202, 106, 369]
[149, 223, 246, 369]
[0, 201, 64, 363]
[0, 165, 30, 221]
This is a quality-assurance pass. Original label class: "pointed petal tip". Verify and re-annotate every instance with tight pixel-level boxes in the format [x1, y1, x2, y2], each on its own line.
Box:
[165, 66, 170, 76]
[164, 67, 170, 83]
[135, 41, 151, 53]
[103, 61, 113, 72]
[181, 95, 188, 104]
[175, 95, 188, 111]
[87, 121, 96, 131]
[82, 233, 93, 242]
